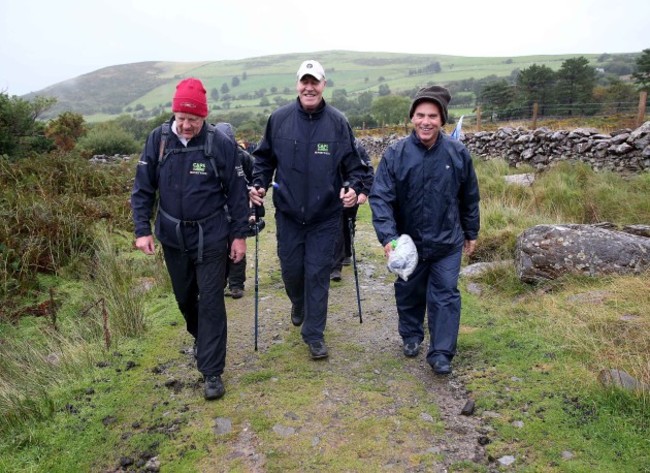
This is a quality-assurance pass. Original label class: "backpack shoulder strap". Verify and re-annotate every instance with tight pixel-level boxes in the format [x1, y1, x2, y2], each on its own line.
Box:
[204, 123, 215, 158]
[159, 122, 171, 162]
[204, 124, 228, 196]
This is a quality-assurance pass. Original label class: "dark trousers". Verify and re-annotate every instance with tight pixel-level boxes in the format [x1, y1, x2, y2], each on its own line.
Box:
[275, 211, 340, 343]
[394, 247, 463, 365]
[226, 255, 247, 289]
[333, 206, 359, 271]
[163, 245, 228, 377]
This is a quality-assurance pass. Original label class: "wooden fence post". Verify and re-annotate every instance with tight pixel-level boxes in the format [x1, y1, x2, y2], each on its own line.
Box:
[476, 107, 482, 132]
[532, 102, 539, 130]
[636, 91, 648, 128]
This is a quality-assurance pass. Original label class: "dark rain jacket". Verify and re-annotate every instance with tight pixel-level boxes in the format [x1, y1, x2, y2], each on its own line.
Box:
[252, 98, 371, 224]
[355, 139, 375, 197]
[131, 119, 250, 252]
[369, 130, 480, 260]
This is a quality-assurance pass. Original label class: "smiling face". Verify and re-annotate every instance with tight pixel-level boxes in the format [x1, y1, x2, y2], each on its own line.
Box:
[174, 113, 205, 140]
[296, 75, 326, 112]
[411, 101, 443, 148]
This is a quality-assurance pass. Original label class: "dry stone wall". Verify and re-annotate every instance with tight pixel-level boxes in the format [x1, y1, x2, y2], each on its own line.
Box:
[358, 121, 650, 174]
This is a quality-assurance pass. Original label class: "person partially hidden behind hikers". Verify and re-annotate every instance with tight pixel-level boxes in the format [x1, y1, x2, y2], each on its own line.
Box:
[131, 78, 250, 400]
[249, 59, 371, 360]
[330, 139, 374, 282]
[369, 85, 480, 376]
[219, 125, 265, 300]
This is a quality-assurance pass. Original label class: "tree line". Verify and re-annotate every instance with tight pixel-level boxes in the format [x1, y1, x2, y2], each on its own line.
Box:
[468, 51, 650, 121]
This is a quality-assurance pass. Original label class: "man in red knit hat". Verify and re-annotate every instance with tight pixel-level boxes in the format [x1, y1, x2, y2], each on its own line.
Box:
[132, 77, 250, 400]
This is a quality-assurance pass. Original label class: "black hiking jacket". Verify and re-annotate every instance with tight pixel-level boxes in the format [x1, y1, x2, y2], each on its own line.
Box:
[131, 119, 249, 251]
[252, 98, 371, 224]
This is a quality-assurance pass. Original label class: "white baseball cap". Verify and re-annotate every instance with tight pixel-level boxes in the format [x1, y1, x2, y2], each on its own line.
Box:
[296, 60, 325, 81]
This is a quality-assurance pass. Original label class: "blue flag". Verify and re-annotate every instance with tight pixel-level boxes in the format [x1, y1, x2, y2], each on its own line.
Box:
[450, 115, 464, 141]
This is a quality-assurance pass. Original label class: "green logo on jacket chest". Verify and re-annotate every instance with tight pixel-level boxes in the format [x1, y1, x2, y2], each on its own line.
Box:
[316, 143, 330, 155]
[190, 162, 207, 175]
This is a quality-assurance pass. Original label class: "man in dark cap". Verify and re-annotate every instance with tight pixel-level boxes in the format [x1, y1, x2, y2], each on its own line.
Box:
[131, 78, 250, 400]
[369, 85, 481, 376]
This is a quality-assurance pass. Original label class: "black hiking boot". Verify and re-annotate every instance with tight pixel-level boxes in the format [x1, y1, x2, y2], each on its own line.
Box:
[291, 304, 304, 327]
[431, 356, 452, 375]
[204, 375, 225, 400]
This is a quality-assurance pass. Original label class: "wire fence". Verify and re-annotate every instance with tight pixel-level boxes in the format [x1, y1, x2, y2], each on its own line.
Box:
[356, 93, 649, 133]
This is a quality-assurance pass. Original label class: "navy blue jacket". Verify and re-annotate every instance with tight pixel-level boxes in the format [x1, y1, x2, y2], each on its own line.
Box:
[369, 131, 480, 259]
[131, 119, 250, 251]
[252, 98, 370, 224]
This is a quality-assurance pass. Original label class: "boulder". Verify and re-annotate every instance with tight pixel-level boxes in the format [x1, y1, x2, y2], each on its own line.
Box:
[515, 224, 650, 283]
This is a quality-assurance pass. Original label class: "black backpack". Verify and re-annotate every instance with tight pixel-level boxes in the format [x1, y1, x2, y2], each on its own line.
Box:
[157, 121, 228, 195]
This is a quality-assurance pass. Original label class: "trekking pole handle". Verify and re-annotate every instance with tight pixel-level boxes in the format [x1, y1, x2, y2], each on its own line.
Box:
[253, 184, 261, 220]
[343, 180, 350, 194]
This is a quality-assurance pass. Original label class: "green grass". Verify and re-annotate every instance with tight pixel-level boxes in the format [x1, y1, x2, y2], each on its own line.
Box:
[457, 273, 649, 472]
[1, 150, 649, 471]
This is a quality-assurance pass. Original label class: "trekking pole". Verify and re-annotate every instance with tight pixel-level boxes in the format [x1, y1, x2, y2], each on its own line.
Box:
[343, 182, 363, 324]
[253, 185, 261, 351]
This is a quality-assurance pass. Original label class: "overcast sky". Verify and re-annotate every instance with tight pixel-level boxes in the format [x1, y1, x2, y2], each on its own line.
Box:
[1, 0, 648, 97]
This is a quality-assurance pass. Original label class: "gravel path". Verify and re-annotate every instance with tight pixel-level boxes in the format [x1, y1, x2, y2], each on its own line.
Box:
[215, 221, 489, 471]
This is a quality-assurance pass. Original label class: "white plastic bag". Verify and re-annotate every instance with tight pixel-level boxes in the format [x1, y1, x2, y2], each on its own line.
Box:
[387, 234, 418, 281]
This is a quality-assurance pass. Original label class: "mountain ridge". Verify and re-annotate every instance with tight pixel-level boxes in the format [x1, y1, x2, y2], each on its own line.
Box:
[24, 49, 637, 120]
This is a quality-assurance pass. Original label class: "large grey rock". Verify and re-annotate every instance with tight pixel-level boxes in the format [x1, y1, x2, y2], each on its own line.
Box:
[598, 369, 648, 392]
[515, 224, 650, 283]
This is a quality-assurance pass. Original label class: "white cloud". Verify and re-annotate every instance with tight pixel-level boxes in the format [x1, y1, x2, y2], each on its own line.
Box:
[1, 0, 648, 96]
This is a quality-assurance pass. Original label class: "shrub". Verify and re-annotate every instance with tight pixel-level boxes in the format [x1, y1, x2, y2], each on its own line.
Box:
[45, 112, 86, 151]
[76, 123, 140, 156]
[0, 153, 135, 303]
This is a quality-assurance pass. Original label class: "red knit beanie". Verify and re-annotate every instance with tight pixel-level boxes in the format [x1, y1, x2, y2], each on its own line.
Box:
[172, 78, 208, 117]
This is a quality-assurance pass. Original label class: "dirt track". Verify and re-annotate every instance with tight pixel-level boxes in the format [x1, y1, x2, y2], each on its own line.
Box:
[215, 218, 489, 471]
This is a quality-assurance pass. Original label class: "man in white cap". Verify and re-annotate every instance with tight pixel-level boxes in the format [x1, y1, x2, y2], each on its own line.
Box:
[249, 60, 371, 360]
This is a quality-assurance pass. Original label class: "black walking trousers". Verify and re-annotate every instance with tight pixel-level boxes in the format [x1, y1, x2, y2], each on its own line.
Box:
[163, 245, 228, 377]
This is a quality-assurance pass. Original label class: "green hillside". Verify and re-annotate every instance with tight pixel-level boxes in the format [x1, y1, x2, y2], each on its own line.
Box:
[26, 49, 637, 121]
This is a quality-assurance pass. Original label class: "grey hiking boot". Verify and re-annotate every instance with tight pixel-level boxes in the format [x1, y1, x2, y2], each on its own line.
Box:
[403, 341, 420, 358]
[204, 375, 225, 400]
[308, 340, 329, 360]
[330, 269, 342, 281]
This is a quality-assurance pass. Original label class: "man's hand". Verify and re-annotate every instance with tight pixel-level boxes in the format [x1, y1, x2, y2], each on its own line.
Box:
[383, 242, 393, 258]
[463, 239, 476, 256]
[135, 235, 155, 255]
[357, 193, 368, 205]
[230, 238, 246, 263]
[249, 186, 266, 206]
[340, 187, 358, 208]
